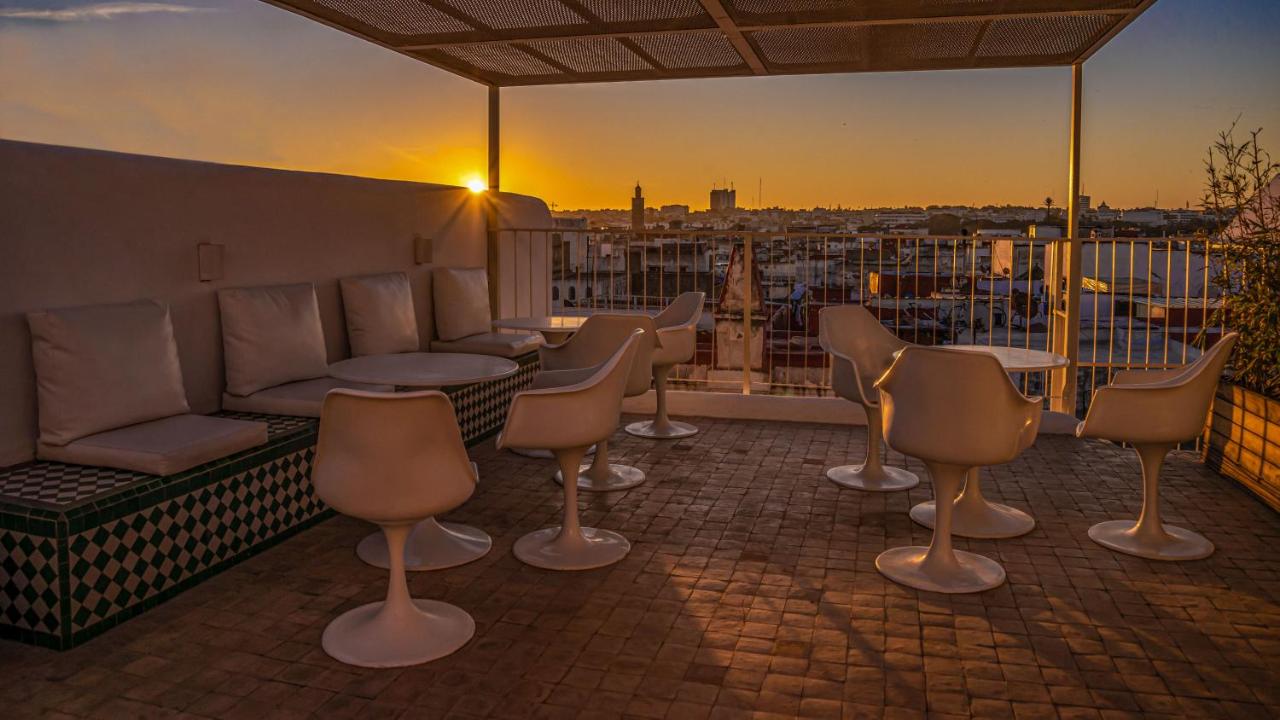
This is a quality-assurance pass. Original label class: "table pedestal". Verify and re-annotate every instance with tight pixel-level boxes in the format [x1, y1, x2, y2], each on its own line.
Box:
[357, 517, 491, 571]
[910, 468, 1035, 539]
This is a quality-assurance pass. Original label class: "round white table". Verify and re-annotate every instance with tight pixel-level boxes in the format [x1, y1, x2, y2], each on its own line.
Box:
[909, 344, 1068, 540]
[492, 316, 587, 345]
[329, 352, 517, 388]
[328, 352, 518, 571]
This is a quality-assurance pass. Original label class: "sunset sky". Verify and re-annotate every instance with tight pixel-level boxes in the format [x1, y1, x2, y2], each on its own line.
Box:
[1, 0, 1277, 210]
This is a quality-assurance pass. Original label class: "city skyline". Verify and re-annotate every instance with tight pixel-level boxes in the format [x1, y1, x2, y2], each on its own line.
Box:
[1, 0, 1278, 210]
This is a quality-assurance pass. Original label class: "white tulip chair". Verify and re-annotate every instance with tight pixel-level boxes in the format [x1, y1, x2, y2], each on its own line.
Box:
[875, 347, 1041, 593]
[498, 331, 642, 570]
[819, 305, 919, 492]
[313, 390, 477, 667]
[626, 292, 705, 439]
[541, 314, 658, 492]
[1078, 332, 1238, 561]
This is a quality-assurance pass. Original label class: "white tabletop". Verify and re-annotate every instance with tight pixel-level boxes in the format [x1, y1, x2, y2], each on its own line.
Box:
[943, 345, 1069, 372]
[492, 316, 589, 334]
[328, 352, 518, 388]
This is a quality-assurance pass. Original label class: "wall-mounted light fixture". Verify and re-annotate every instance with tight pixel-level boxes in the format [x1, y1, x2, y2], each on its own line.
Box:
[197, 242, 224, 281]
[414, 234, 433, 265]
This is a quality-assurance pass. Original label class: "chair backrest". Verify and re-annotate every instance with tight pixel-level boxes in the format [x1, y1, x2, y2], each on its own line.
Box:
[877, 346, 1040, 467]
[499, 331, 643, 450]
[314, 390, 475, 524]
[818, 304, 907, 405]
[1082, 332, 1239, 443]
[541, 313, 656, 397]
[655, 292, 704, 330]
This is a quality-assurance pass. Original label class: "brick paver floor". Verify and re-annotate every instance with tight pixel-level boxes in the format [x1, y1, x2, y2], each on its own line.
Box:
[3, 416, 1279, 719]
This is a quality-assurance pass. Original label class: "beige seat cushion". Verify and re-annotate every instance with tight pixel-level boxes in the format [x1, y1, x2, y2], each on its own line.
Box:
[28, 300, 191, 446]
[433, 268, 491, 342]
[218, 283, 329, 396]
[430, 332, 541, 359]
[223, 377, 394, 418]
[340, 272, 420, 357]
[37, 414, 268, 476]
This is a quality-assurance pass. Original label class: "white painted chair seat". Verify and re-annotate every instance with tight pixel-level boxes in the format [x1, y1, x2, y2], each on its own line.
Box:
[875, 347, 1041, 594]
[626, 292, 705, 439]
[497, 332, 642, 570]
[313, 389, 479, 667]
[819, 305, 919, 492]
[1077, 333, 1238, 561]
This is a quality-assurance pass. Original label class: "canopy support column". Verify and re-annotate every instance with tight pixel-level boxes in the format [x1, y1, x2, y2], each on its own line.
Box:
[486, 85, 501, 319]
[1050, 63, 1083, 414]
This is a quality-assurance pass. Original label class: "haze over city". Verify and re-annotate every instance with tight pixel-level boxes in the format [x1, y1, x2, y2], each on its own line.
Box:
[2, 0, 1278, 210]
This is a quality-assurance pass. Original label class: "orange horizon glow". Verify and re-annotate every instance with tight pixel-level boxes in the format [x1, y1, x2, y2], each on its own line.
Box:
[1, 0, 1277, 212]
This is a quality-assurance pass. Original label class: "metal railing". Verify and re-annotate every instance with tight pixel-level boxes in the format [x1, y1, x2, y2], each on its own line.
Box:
[498, 228, 1226, 417]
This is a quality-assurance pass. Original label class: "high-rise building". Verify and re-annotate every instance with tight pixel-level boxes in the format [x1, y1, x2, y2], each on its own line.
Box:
[710, 186, 736, 211]
[631, 182, 645, 232]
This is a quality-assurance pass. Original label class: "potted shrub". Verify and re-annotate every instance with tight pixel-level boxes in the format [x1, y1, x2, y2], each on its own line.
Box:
[1201, 123, 1280, 510]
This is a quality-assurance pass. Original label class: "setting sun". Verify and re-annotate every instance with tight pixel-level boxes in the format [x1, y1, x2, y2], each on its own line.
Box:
[465, 177, 486, 193]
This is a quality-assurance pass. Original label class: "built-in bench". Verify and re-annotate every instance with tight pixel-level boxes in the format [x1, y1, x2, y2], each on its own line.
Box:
[0, 353, 538, 649]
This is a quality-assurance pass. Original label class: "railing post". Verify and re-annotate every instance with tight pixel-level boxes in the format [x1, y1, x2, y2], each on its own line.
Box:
[742, 234, 753, 395]
[1051, 62, 1084, 414]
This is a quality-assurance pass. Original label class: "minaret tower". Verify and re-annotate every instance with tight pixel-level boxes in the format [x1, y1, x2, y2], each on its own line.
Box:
[631, 182, 645, 233]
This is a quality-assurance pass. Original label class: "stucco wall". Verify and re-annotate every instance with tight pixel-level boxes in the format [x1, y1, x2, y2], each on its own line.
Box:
[0, 140, 550, 466]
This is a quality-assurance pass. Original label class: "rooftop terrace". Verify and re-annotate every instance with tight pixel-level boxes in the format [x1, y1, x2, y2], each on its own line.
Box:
[4, 416, 1277, 719]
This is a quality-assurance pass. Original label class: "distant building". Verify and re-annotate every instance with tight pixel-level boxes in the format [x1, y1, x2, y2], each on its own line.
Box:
[659, 204, 689, 220]
[875, 211, 928, 227]
[1077, 194, 1091, 213]
[1094, 202, 1119, 222]
[710, 186, 736, 212]
[1121, 208, 1165, 226]
[631, 182, 645, 232]
[1028, 224, 1063, 238]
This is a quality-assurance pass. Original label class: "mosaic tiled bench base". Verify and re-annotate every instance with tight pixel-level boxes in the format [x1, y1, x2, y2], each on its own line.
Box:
[0, 353, 538, 649]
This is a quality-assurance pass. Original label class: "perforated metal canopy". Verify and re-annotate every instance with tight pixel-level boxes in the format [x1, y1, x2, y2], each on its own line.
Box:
[263, 0, 1155, 86]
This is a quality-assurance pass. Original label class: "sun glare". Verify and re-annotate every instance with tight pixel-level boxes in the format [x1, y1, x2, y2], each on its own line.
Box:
[465, 177, 486, 193]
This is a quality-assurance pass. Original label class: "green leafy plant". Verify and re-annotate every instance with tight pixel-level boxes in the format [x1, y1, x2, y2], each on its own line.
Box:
[1202, 122, 1280, 398]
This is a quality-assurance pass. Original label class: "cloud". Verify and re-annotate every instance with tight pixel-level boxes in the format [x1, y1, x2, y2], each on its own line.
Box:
[0, 2, 210, 22]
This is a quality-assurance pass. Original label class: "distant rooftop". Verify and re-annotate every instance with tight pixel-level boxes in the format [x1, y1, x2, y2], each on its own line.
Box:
[263, 0, 1156, 86]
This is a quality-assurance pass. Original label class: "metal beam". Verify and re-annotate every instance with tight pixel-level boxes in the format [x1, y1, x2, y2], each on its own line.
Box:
[394, 8, 1132, 51]
[1074, 0, 1156, 63]
[696, 0, 767, 75]
[1051, 62, 1084, 414]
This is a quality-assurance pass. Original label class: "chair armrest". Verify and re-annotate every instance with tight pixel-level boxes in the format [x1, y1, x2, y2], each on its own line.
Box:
[829, 349, 875, 407]
[1111, 367, 1186, 386]
[530, 366, 602, 391]
[1078, 383, 1205, 444]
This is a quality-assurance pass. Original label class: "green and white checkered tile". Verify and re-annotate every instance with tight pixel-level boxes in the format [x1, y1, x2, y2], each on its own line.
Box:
[65, 447, 319, 633]
[449, 357, 539, 444]
[0, 530, 60, 636]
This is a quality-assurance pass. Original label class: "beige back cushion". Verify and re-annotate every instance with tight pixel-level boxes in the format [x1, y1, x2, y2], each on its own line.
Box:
[340, 272, 420, 357]
[218, 283, 329, 396]
[28, 300, 191, 446]
[433, 267, 491, 342]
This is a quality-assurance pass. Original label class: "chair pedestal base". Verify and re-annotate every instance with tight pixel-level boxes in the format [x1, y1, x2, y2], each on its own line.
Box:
[910, 500, 1035, 539]
[513, 526, 631, 570]
[357, 518, 491, 571]
[555, 463, 646, 491]
[875, 546, 1006, 594]
[826, 464, 918, 492]
[322, 598, 474, 668]
[509, 445, 595, 459]
[625, 419, 698, 439]
[909, 468, 1034, 538]
[1088, 520, 1214, 561]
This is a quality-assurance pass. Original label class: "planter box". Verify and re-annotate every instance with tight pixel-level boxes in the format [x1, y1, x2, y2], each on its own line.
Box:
[1204, 383, 1280, 512]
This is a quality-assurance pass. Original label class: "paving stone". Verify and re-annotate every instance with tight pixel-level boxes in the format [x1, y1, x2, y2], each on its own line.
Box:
[2, 418, 1278, 719]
